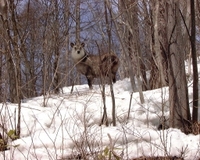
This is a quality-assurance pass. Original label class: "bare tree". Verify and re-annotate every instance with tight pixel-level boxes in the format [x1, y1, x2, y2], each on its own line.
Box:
[168, 1, 191, 132]
[190, 0, 198, 123]
[0, 0, 198, 134]
[116, 0, 145, 103]
[151, 0, 191, 132]
[150, 0, 168, 89]
[19, 0, 39, 98]
[0, 0, 24, 137]
[69, 0, 81, 93]
[104, 0, 116, 126]
[64, 0, 71, 87]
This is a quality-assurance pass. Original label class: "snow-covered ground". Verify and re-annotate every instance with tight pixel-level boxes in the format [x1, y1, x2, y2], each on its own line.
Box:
[0, 76, 200, 159]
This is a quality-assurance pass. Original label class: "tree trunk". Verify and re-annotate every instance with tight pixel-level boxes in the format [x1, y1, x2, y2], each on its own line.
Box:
[150, 0, 168, 89]
[75, 0, 81, 86]
[191, 0, 198, 123]
[167, 1, 191, 132]
[52, 0, 60, 94]
[104, 0, 116, 126]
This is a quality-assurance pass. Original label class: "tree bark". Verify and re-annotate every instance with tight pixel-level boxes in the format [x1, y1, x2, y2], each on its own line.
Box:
[167, 0, 191, 132]
[104, 0, 116, 126]
[191, 0, 198, 123]
[75, 0, 81, 86]
[52, 0, 61, 94]
[151, 0, 168, 89]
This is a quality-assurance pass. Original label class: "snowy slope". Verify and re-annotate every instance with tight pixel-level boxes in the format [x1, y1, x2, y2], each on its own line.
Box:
[0, 78, 200, 160]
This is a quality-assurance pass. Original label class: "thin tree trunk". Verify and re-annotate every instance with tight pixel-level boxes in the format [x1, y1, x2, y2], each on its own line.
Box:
[52, 0, 60, 94]
[104, 0, 116, 126]
[75, 0, 81, 86]
[191, 0, 198, 123]
[150, 0, 168, 89]
[3, 0, 22, 137]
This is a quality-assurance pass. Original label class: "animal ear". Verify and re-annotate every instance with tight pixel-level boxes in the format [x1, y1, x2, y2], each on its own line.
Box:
[81, 43, 85, 47]
[70, 43, 74, 47]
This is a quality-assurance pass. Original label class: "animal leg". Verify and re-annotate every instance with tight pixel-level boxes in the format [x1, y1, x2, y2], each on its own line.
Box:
[111, 72, 117, 83]
[87, 77, 93, 89]
[112, 75, 116, 83]
[84, 65, 95, 89]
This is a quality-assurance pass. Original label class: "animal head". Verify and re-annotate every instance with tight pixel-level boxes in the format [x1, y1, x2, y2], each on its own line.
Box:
[70, 42, 85, 61]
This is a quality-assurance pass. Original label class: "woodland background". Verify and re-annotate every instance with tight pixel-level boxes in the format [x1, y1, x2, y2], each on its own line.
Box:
[0, 0, 200, 136]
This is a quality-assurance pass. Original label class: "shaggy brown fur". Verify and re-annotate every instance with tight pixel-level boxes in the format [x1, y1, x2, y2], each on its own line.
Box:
[70, 42, 119, 89]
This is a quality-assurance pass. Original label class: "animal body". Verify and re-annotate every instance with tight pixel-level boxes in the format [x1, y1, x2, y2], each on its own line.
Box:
[70, 42, 119, 89]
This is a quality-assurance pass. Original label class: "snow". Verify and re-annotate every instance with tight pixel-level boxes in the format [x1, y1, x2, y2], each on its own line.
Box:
[0, 77, 200, 160]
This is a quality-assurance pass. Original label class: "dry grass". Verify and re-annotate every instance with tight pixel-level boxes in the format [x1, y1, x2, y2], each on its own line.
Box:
[132, 157, 184, 160]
